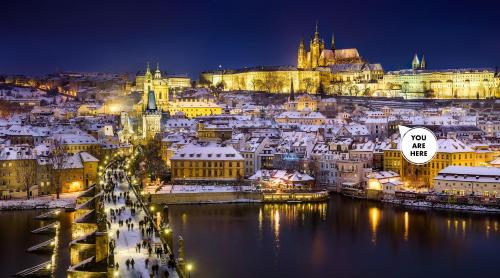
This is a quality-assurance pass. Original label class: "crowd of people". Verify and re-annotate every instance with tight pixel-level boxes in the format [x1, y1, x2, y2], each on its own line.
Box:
[103, 162, 173, 278]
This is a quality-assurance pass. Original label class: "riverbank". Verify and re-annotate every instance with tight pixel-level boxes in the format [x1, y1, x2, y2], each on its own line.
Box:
[147, 185, 329, 205]
[0, 193, 78, 210]
[384, 199, 500, 214]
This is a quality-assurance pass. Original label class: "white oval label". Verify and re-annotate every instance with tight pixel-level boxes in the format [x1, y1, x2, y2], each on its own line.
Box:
[399, 126, 437, 165]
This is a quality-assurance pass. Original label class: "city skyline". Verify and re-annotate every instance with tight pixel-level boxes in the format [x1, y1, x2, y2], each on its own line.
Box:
[1, 0, 499, 76]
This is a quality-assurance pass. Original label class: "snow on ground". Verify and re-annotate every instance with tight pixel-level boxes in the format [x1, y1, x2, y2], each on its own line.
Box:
[0, 192, 78, 210]
[146, 184, 256, 194]
[105, 168, 178, 278]
[385, 199, 500, 213]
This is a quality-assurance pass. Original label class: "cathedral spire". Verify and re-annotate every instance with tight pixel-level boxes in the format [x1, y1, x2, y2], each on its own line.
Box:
[314, 21, 319, 40]
[412, 53, 420, 70]
[146, 62, 151, 75]
[420, 54, 426, 69]
[331, 33, 335, 50]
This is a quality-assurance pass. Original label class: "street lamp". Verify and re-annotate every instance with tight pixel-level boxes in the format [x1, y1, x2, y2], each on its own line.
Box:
[186, 263, 193, 278]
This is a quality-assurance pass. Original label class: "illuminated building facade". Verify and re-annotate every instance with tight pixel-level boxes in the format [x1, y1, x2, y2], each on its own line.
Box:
[434, 166, 500, 197]
[200, 24, 382, 94]
[383, 55, 499, 99]
[0, 146, 98, 196]
[170, 144, 245, 182]
[169, 100, 222, 118]
[384, 138, 493, 187]
[134, 63, 192, 111]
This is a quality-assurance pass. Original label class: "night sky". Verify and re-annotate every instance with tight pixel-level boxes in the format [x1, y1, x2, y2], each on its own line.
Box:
[1, 0, 499, 77]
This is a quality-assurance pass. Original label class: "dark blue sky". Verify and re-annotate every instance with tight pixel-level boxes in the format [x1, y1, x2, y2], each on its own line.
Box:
[1, 0, 498, 77]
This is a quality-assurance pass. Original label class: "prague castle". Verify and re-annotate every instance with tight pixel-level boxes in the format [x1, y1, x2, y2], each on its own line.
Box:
[200, 23, 499, 99]
[297, 23, 363, 70]
[200, 24, 383, 94]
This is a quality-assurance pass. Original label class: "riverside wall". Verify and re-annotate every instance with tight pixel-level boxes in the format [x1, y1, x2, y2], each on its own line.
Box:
[150, 191, 262, 204]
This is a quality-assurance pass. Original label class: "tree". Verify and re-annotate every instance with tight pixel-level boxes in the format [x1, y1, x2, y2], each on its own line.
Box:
[210, 82, 225, 100]
[49, 140, 67, 199]
[423, 89, 435, 99]
[17, 160, 36, 199]
[317, 82, 326, 98]
[263, 74, 278, 93]
[330, 79, 346, 96]
[132, 139, 168, 182]
[348, 84, 360, 96]
[302, 78, 315, 93]
[401, 82, 410, 99]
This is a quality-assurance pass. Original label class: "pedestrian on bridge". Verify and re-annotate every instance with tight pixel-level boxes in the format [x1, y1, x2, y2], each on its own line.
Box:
[131, 258, 135, 269]
[116, 229, 120, 239]
[126, 258, 130, 270]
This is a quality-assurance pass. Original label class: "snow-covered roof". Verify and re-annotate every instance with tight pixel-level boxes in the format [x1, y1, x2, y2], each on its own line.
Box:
[438, 166, 500, 176]
[172, 144, 243, 160]
[0, 145, 35, 160]
[437, 139, 473, 153]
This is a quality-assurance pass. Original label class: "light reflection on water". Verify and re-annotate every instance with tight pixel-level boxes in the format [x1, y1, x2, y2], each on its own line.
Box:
[167, 196, 500, 278]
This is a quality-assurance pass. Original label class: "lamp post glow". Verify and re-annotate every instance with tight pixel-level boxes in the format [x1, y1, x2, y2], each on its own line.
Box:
[186, 263, 193, 278]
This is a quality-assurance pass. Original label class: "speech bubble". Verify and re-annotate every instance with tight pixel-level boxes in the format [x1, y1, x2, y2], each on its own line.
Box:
[399, 125, 437, 165]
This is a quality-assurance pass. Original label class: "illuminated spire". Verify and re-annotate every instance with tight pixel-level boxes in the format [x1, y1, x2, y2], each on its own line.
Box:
[331, 33, 335, 50]
[314, 21, 319, 40]
[154, 62, 161, 79]
[145, 62, 151, 76]
[289, 79, 295, 101]
[420, 54, 426, 69]
[412, 54, 420, 70]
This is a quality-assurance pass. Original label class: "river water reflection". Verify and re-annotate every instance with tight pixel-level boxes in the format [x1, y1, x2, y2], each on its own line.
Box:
[0, 210, 73, 277]
[168, 195, 500, 278]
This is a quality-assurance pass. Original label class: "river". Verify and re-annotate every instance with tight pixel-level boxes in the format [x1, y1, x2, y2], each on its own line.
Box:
[1, 196, 500, 278]
[0, 210, 73, 277]
[167, 195, 500, 278]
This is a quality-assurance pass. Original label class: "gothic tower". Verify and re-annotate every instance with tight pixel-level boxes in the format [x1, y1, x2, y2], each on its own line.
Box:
[420, 54, 426, 70]
[142, 86, 162, 140]
[412, 54, 420, 70]
[297, 38, 307, 69]
[144, 62, 153, 93]
[310, 22, 321, 69]
[331, 33, 335, 50]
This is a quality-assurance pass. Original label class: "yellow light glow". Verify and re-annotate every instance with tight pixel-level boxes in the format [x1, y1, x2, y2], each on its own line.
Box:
[367, 179, 382, 191]
[369, 207, 380, 244]
[186, 264, 193, 272]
